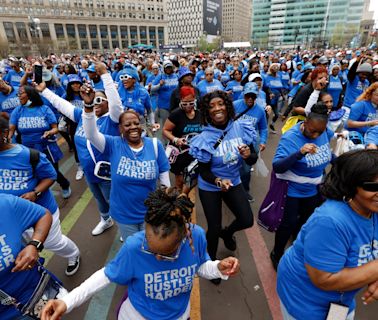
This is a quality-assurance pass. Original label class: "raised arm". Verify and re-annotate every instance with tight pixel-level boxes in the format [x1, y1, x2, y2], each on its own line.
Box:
[36, 83, 76, 121]
[96, 63, 123, 123]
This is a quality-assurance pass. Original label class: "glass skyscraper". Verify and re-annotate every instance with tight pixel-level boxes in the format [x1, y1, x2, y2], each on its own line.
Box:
[252, 0, 365, 48]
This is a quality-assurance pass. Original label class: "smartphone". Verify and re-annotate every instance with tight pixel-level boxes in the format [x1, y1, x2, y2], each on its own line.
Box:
[34, 65, 43, 84]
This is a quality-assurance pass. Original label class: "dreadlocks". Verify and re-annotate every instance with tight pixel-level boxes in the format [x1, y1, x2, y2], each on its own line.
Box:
[144, 188, 194, 250]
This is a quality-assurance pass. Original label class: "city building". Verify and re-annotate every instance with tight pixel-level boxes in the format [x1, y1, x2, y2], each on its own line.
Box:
[222, 0, 252, 42]
[167, 0, 222, 48]
[0, 0, 168, 56]
[251, 0, 370, 49]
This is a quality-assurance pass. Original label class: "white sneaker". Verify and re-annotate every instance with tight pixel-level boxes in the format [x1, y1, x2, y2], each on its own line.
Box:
[75, 166, 84, 181]
[91, 217, 114, 236]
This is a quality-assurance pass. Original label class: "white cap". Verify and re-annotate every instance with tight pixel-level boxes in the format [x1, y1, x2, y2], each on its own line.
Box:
[248, 73, 262, 82]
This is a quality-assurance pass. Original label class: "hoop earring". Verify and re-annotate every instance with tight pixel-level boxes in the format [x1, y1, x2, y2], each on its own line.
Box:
[343, 196, 351, 203]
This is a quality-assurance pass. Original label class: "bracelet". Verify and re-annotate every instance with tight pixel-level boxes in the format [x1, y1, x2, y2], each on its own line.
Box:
[173, 137, 179, 144]
[215, 178, 222, 188]
[84, 102, 95, 108]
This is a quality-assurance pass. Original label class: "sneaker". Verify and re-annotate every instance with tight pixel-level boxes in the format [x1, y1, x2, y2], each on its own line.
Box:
[62, 186, 72, 199]
[269, 124, 277, 134]
[75, 166, 84, 181]
[247, 194, 255, 203]
[270, 250, 280, 271]
[91, 217, 114, 236]
[65, 255, 80, 276]
[220, 228, 237, 251]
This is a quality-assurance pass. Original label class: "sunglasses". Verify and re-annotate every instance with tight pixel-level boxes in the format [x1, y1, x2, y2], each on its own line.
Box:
[361, 182, 378, 192]
[180, 101, 196, 108]
[141, 236, 186, 262]
[94, 96, 108, 104]
[119, 74, 133, 81]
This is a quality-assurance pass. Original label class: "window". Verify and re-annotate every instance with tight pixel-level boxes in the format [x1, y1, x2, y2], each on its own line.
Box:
[78, 24, 87, 38]
[100, 25, 109, 49]
[66, 24, 76, 39]
[40, 23, 51, 38]
[54, 23, 65, 39]
[130, 26, 137, 45]
[120, 25, 128, 48]
[140, 26, 147, 44]
[16, 22, 28, 40]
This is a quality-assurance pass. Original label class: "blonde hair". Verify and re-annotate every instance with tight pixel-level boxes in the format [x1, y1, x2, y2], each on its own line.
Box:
[356, 82, 378, 102]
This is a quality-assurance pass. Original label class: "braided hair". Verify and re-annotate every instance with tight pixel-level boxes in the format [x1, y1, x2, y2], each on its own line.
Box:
[144, 188, 195, 250]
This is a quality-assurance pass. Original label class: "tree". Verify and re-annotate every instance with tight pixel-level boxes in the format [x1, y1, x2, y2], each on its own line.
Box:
[330, 23, 345, 47]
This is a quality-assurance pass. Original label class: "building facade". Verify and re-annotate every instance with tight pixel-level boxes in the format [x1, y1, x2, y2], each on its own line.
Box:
[222, 0, 252, 42]
[0, 0, 168, 55]
[252, 0, 368, 49]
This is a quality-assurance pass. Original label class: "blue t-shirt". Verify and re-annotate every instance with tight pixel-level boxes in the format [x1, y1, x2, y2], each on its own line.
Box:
[365, 126, 378, 145]
[153, 73, 179, 110]
[103, 136, 170, 224]
[256, 90, 267, 108]
[279, 71, 291, 90]
[0, 144, 58, 213]
[344, 76, 369, 108]
[3, 69, 25, 87]
[104, 225, 210, 320]
[0, 87, 20, 116]
[327, 75, 343, 108]
[10, 105, 57, 148]
[233, 99, 268, 145]
[273, 123, 333, 197]
[193, 70, 205, 85]
[118, 84, 152, 116]
[225, 80, 244, 101]
[348, 100, 378, 134]
[263, 74, 283, 105]
[0, 194, 46, 320]
[190, 119, 256, 192]
[92, 79, 105, 91]
[73, 108, 120, 183]
[277, 200, 378, 320]
[197, 79, 224, 97]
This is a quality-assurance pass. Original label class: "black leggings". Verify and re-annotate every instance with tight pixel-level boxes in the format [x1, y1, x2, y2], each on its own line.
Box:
[273, 194, 321, 258]
[199, 184, 254, 260]
[52, 162, 70, 190]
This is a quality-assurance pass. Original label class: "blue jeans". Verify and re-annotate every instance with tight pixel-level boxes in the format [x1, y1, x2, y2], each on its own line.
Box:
[117, 222, 145, 241]
[87, 179, 111, 220]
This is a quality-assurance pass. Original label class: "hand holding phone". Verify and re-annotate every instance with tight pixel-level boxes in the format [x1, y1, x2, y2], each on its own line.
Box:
[33, 65, 43, 84]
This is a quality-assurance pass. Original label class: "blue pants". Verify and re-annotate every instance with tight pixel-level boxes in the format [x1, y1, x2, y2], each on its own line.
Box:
[87, 179, 111, 220]
[117, 222, 145, 241]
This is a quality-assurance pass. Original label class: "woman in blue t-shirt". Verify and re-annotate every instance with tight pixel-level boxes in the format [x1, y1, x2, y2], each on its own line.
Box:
[41, 188, 240, 320]
[0, 194, 52, 320]
[0, 115, 80, 276]
[8, 85, 71, 199]
[64, 74, 84, 181]
[37, 63, 123, 237]
[277, 150, 378, 320]
[347, 82, 378, 135]
[189, 91, 257, 284]
[270, 102, 333, 270]
[225, 69, 244, 102]
[327, 64, 343, 109]
[82, 85, 171, 241]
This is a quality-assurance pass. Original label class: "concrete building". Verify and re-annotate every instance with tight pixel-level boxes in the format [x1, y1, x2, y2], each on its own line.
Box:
[167, 0, 222, 48]
[0, 0, 168, 55]
[222, 0, 252, 42]
[251, 0, 367, 49]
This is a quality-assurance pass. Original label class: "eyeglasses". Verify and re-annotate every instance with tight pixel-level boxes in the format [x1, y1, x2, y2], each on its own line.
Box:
[205, 73, 213, 76]
[119, 74, 132, 81]
[180, 100, 196, 108]
[94, 96, 108, 104]
[141, 236, 186, 261]
[361, 182, 378, 192]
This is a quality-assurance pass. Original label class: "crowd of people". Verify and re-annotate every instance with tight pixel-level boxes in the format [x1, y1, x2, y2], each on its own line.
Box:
[0, 47, 377, 320]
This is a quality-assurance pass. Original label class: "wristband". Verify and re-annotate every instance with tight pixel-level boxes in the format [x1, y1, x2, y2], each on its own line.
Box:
[84, 102, 95, 108]
[33, 189, 42, 198]
[173, 137, 179, 144]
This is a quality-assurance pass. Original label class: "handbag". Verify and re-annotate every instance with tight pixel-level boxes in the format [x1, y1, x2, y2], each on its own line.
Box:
[258, 171, 289, 232]
[0, 262, 67, 319]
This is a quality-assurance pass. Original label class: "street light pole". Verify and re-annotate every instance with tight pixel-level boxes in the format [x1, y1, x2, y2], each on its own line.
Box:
[293, 26, 299, 50]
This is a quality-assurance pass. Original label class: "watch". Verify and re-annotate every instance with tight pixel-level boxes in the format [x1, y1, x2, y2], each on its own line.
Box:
[33, 189, 42, 198]
[27, 239, 44, 252]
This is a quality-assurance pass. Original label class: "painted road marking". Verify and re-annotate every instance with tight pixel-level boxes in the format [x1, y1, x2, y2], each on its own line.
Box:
[41, 188, 92, 264]
[244, 227, 282, 320]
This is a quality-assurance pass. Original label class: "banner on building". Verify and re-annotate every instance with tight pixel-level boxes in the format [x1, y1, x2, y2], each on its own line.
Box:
[203, 0, 222, 36]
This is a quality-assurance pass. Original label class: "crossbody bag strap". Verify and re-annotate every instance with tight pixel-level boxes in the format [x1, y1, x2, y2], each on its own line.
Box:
[152, 137, 158, 158]
[86, 140, 97, 164]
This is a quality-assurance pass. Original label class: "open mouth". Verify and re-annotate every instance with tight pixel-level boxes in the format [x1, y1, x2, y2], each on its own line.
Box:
[128, 130, 140, 138]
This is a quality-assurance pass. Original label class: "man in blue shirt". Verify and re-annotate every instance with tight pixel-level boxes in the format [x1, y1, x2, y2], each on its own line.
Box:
[3, 60, 24, 87]
[87, 64, 104, 91]
[234, 83, 268, 202]
[0, 80, 19, 116]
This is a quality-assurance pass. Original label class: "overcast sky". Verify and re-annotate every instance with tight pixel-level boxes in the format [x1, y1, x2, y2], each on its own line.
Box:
[371, 1, 378, 23]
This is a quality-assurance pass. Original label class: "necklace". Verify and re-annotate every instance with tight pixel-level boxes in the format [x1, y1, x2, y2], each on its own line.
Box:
[129, 143, 144, 160]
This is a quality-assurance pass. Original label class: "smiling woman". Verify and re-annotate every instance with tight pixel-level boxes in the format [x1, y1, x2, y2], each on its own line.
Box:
[277, 150, 378, 320]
